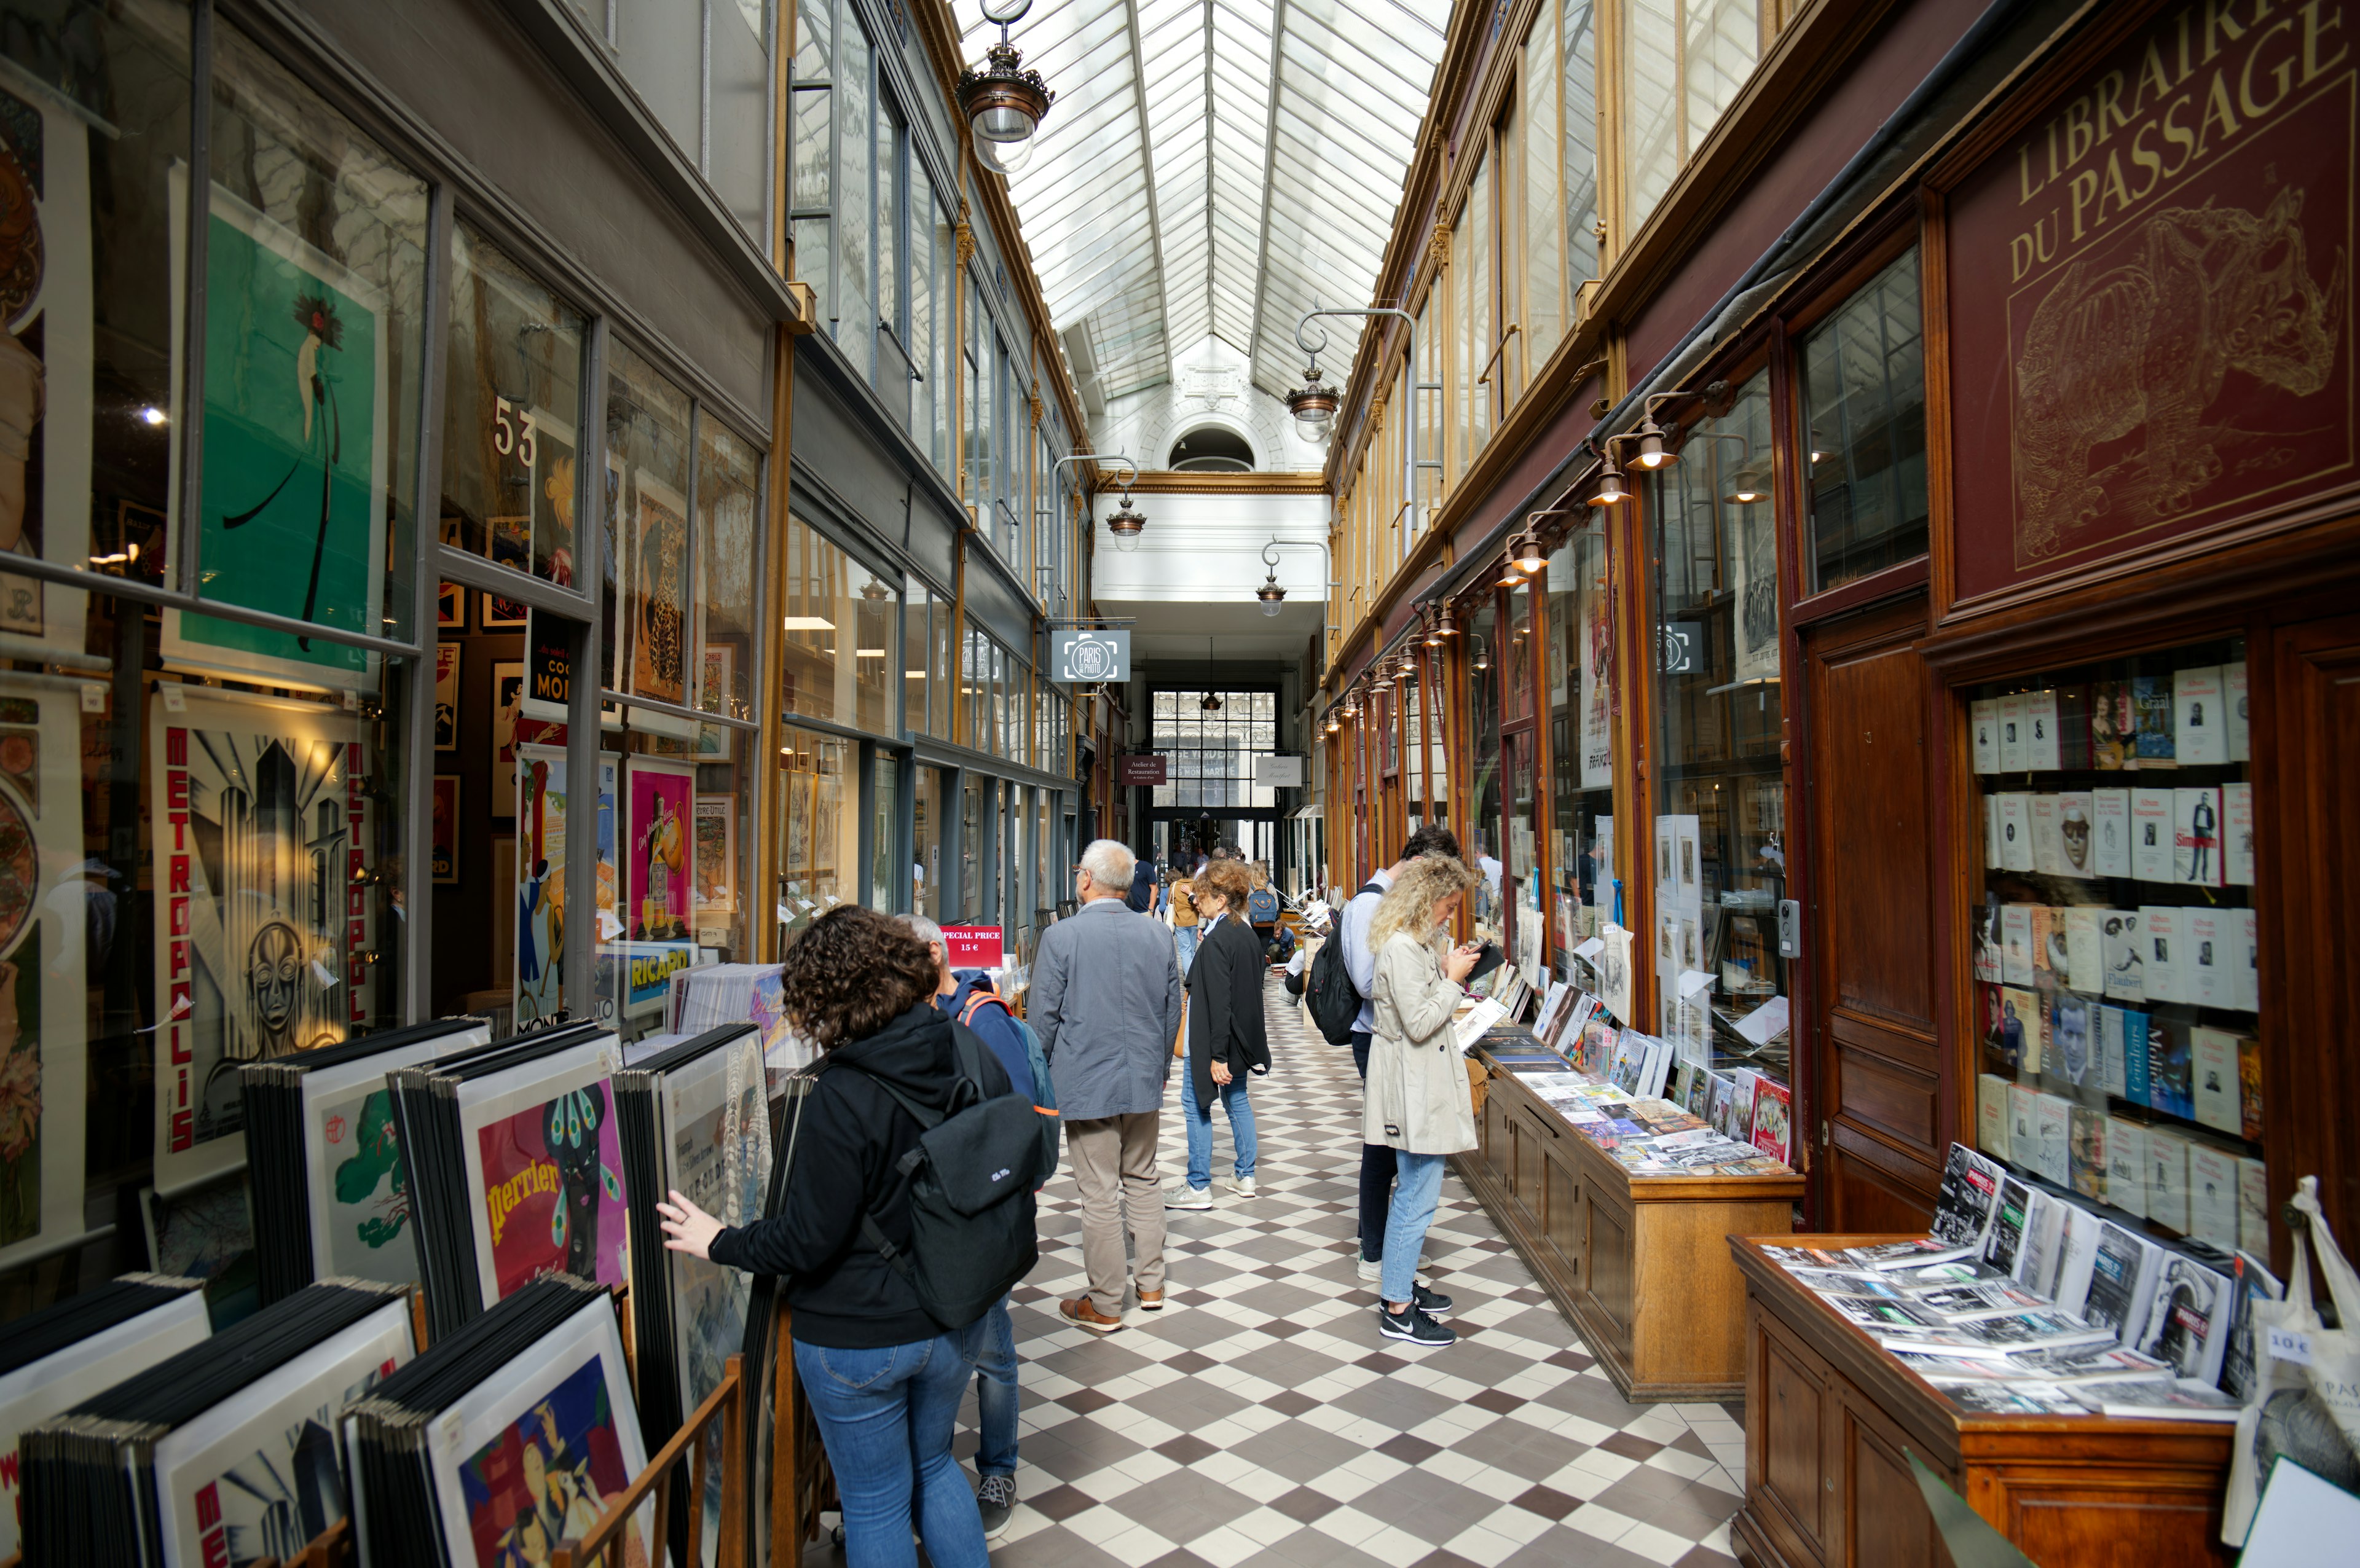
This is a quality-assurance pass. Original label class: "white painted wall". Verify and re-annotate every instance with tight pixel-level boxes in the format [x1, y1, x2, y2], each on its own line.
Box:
[1089, 488, 1330, 605]
[1088, 335, 1328, 474]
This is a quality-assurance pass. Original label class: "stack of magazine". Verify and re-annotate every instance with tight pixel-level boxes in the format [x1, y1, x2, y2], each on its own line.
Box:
[1495, 1067, 1788, 1176]
[663, 963, 809, 1078]
[1766, 1141, 2283, 1419]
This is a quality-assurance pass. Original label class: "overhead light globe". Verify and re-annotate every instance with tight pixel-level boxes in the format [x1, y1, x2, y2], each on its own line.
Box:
[1286, 368, 1339, 444]
[1516, 530, 1544, 572]
[1495, 556, 1522, 588]
[958, 29, 1054, 155]
[1256, 569, 1286, 616]
[1106, 493, 1146, 552]
[1200, 691, 1223, 712]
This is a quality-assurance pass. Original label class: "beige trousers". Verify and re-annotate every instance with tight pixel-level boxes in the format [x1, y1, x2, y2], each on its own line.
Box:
[1064, 1112, 1167, 1317]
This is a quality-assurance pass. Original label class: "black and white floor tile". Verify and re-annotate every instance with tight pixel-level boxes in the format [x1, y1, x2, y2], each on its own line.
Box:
[822, 976, 1748, 1566]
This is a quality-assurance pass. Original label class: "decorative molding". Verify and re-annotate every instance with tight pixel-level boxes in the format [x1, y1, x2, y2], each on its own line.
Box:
[1115, 472, 1328, 495]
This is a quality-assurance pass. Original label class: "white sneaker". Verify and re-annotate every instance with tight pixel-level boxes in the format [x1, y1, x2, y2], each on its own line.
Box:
[1232, 1176, 1257, 1198]
[1165, 1182, 1213, 1210]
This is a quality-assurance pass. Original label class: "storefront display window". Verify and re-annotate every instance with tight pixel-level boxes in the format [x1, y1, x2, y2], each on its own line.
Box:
[780, 512, 893, 732]
[927, 591, 954, 740]
[691, 421, 760, 959]
[603, 342, 694, 714]
[1800, 247, 1928, 592]
[905, 583, 932, 734]
[870, 751, 899, 911]
[1546, 527, 1615, 952]
[776, 726, 854, 941]
[913, 764, 943, 917]
[441, 224, 588, 584]
[1646, 368, 1788, 1083]
[961, 774, 983, 920]
[1465, 598, 1503, 942]
[1967, 638, 2265, 1256]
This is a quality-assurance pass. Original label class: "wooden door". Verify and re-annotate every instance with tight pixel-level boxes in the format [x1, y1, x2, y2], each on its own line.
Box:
[1800, 593, 1943, 1230]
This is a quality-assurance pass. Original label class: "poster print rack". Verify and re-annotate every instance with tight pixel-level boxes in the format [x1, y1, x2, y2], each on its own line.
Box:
[1938, 0, 2359, 613]
[388, 1021, 629, 1341]
[151, 685, 375, 1194]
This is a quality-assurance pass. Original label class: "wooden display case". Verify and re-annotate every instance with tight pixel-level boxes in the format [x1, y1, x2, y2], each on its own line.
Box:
[1728, 1235, 2234, 1568]
[1457, 1051, 1803, 1400]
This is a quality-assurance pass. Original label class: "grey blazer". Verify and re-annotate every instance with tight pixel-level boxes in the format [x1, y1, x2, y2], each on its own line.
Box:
[1031, 897, 1184, 1122]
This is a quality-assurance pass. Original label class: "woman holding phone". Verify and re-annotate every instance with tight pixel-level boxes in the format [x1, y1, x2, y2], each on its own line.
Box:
[1364, 853, 1484, 1347]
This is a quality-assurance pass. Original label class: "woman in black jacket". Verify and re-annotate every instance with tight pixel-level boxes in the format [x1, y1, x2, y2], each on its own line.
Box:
[1168, 858, 1270, 1208]
[657, 906, 1009, 1568]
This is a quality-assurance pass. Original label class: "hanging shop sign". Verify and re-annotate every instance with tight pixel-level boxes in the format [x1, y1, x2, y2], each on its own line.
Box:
[1115, 754, 1167, 786]
[1253, 753, 1305, 788]
[1942, 2, 2359, 608]
[1053, 628, 1130, 683]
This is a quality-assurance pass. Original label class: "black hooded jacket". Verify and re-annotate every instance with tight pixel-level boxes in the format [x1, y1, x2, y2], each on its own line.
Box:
[708, 999, 1012, 1347]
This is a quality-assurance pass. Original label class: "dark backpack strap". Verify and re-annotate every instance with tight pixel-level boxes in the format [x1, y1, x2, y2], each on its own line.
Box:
[838, 1032, 992, 1270]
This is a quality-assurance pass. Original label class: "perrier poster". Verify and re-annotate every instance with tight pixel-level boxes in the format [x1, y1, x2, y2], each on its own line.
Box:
[164, 177, 387, 689]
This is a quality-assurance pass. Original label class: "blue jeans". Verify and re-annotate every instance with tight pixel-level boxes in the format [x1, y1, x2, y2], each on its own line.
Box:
[972, 1295, 1018, 1478]
[1381, 1152, 1447, 1306]
[1180, 1067, 1256, 1189]
[795, 1326, 988, 1568]
[1174, 924, 1200, 976]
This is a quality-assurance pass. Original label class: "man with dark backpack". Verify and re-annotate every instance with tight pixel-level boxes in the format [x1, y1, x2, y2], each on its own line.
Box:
[901, 915, 1056, 1536]
[1339, 825, 1464, 1281]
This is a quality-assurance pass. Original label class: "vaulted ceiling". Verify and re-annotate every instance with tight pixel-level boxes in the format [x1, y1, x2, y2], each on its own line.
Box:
[961, 0, 1450, 406]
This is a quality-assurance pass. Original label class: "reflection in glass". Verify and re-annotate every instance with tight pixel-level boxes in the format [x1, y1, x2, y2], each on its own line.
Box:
[1546, 527, 1615, 951]
[1801, 248, 1928, 592]
[780, 514, 894, 734]
[776, 726, 853, 943]
[604, 342, 693, 710]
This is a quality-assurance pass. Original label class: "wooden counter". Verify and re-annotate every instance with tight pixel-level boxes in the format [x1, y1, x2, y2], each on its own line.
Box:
[1727, 1234, 2235, 1568]
[1453, 1052, 1804, 1401]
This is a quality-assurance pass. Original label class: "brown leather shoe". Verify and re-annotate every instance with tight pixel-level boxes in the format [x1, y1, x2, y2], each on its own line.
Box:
[1137, 1288, 1165, 1311]
[1060, 1296, 1124, 1334]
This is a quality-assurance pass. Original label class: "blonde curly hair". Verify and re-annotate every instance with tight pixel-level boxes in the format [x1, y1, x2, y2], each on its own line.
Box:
[1368, 853, 1480, 954]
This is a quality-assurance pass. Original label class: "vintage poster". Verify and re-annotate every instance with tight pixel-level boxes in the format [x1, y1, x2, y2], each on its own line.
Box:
[0, 82, 93, 659]
[0, 677, 87, 1272]
[627, 757, 694, 943]
[443, 1330, 649, 1568]
[1579, 590, 1612, 789]
[513, 743, 619, 1027]
[471, 1073, 629, 1303]
[151, 687, 372, 1193]
[482, 590, 529, 629]
[431, 774, 460, 884]
[435, 642, 461, 750]
[152, 1301, 411, 1568]
[694, 641, 736, 759]
[438, 580, 465, 627]
[531, 406, 579, 586]
[1731, 490, 1779, 684]
[629, 472, 690, 706]
[163, 173, 387, 689]
[492, 660, 524, 817]
[1945, 6, 2357, 604]
[694, 794, 736, 915]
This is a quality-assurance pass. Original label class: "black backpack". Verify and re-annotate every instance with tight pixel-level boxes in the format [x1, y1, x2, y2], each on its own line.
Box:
[841, 1024, 1044, 1331]
[1305, 880, 1385, 1043]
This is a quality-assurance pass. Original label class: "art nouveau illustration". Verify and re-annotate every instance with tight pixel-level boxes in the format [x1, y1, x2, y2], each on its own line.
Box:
[513, 744, 618, 1026]
[0, 679, 85, 1271]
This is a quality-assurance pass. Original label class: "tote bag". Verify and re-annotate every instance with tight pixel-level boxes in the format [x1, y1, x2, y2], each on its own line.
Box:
[2224, 1175, 2360, 1545]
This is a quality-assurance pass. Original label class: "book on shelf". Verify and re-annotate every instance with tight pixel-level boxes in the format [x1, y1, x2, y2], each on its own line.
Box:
[2026, 689, 2063, 770]
[2172, 665, 2226, 766]
[2131, 788, 2173, 883]
[2238, 1158, 2270, 1256]
[2031, 794, 2067, 877]
[2224, 782, 2256, 887]
[2052, 992, 2094, 1087]
[2147, 1020, 2197, 1122]
[2224, 661, 2249, 761]
[2000, 904, 2034, 986]
[2058, 793, 2098, 881]
[2101, 910, 2145, 1004]
[1933, 1143, 2006, 1247]
[2031, 905, 2061, 989]
[2092, 680, 2137, 769]
[2000, 989, 2042, 1075]
[2034, 1094, 2073, 1188]
[2148, 1127, 2193, 1232]
[2190, 1027, 2243, 1135]
[2238, 1035, 2264, 1142]
[2187, 908, 2232, 1011]
[2187, 1144, 2240, 1250]
[2079, 1378, 2243, 1422]
[1971, 698, 2000, 773]
[1998, 793, 2034, 872]
[2062, 906, 2104, 991]
[2235, 908, 2260, 1012]
[2091, 787, 2133, 876]
[2172, 786, 2224, 890]
[1977, 1074, 2012, 1159]
[2007, 1084, 2039, 1170]
[2131, 676, 2176, 763]
[2105, 1118, 2150, 1221]
[1998, 692, 2029, 772]
[2139, 905, 2187, 1006]
[1983, 794, 2004, 871]
[2082, 1220, 2165, 1344]
[2067, 1103, 2108, 1202]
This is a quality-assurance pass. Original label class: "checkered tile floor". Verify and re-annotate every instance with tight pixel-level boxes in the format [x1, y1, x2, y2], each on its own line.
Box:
[814, 976, 1747, 1567]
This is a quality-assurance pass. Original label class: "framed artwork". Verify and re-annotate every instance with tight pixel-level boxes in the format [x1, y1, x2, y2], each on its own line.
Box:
[511, 747, 618, 1026]
[431, 775, 460, 884]
[436, 580, 465, 628]
[482, 592, 529, 630]
[627, 472, 690, 706]
[530, 406, 578, 587]
[161, 171, 387, 691]
[490, 661, 525, 817]
[627, 757, 694, 943]
[433, 643, 460, 751]
[457, 1036, 628, 1306]
[694, 794, 738, 915]
[694, 641, 737, 760]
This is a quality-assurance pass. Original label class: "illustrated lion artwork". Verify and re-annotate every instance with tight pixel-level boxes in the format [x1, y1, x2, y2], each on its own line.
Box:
[2013, 189, 2348, 557]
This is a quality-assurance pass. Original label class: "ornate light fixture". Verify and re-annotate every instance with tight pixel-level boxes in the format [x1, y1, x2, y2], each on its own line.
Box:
[1256, 538, 1288, 616]
[958, 0, 1054, 177]
[1106, 490, 1147, 551]
[1592, 460, 1629, 506]
[1286, 364, 1340, 444]
[860, 576, 891, 601]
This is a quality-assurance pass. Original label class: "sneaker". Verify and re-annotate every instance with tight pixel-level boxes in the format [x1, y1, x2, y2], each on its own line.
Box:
[1376, 1303, 1457, 1347]
[1232, 1175, 1257, 1198]
[976, 1473, 1016, 1539]
[1412, 1283, 1453, 1315]
[1137, 1287, 1165, 1311]
[1356, 1253, 1431, 1282]
[1165, 1182, 1213, 1210]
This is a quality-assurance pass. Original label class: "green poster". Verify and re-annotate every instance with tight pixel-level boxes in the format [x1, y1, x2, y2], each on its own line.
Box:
[167, 184, 386, 685]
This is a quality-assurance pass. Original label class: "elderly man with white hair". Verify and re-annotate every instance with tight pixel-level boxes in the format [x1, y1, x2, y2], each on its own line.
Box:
[1030, 837, 1184, 1333]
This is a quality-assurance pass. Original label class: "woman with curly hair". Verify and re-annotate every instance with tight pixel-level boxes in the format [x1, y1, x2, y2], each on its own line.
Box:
[1169, 857, 1269, 1207]
[658, 904, 1011, 1568]
[1365, 853, 1484, 1347]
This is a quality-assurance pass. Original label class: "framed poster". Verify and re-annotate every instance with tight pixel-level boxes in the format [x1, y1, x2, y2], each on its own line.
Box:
[431, 774, 460, 884]
[1579, 591, 1612, 790]
[482, 591, 529, 630]
[530, 405, 578, 587]
[694, 794, 737, 915]
[140, 1173, 256, 1326]
[627, 756, 694, 942]
[434, 641, 461, 750]
[1731, 494, 1779, 684]
[628, 472, 690, 707]
[457, 1037, 628, 1306]
[491, 660, 524, 817]
[162, 171, 387, 691]
[694, 640, 737, 759]
[437, 579, 465, 627]
[151, 686, 372, 1193]
[0, 676, 88, 1273]
[513, 744, 619, 1026]
[0, 81, 93, 661]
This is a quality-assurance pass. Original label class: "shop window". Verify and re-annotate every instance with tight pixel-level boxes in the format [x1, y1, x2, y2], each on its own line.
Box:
[1547, 525, 1615, 949]
[1466, 597, 1503, 941]
[1151, 689, 1278, 810]
[602, 341, 694, 716]
[691, 419, 760, 957]
[904, 582, 931, 734]
[441, 226, 589, 587]
[1622, 0, 1761, 240]
[1800, 248, 1929, 592]
[1562, 0, 1600, 288]
[779, 513, 893, 733]
[1965, 639, 2264, 1260]
[790, 0, 833, 304]
[913, 764, 945, 918]
[870, 750, 899, 910]
[776, 726, 854, 941]
[927, 594, 954, 741]
[1645, 369, 1787, 1085]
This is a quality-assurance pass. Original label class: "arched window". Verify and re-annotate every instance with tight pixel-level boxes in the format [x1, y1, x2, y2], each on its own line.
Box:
[1166, 426, 1255, 472]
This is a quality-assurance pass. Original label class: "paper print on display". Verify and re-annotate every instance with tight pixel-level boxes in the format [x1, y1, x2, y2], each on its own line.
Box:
[431, 775, 461, 885]
[628, 472, 690, 707]
[143, 1175, 258, 1328]
[1970, 699, 2000, 774]
[2130, 787, 2172, 882]
[450, 1338, 647, 1568]
[438, 580, 465, 627]
[2024, 690, 2061, 770]
[0, 84, 93, 659]
[151, 689, 372, 1191]
[514, 745, 620, 1027]
[163, 172, 386, 690]
[1731, 494, 1779, 686]
[435, 642, 461, 751]
[695, 641, 736, 760]
[153, 1300, 411, 1568]
[492, 661, 525, 817]
[482, 592, 529, 629]
[2172, 787, 2222, 888]
[0, 680, 87, 1270]
[1579, 592, 1613, 790]
[530, 406, 579, 587]
[473, 1073, 628, 1304]
[2090, 788, 2131, 878]
[694, 794, 736, 917]
[2173, 666, 2225, 766]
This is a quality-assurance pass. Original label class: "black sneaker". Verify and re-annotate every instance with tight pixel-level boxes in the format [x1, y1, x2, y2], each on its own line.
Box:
[977, 1472, 1016, 1538]
[1413, 1283, 1454, 1315]
[1377, 1303, 1457, 1347]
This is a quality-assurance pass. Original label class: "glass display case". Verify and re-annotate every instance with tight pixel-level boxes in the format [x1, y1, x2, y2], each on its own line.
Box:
[1967, 637, 2265, 1258]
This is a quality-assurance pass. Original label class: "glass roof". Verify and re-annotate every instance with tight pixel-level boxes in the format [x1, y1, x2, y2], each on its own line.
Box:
[962, 0, 1449, 404]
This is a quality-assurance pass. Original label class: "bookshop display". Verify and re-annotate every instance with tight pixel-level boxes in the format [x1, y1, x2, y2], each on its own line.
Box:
[1967, 640, 2267, 1264]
